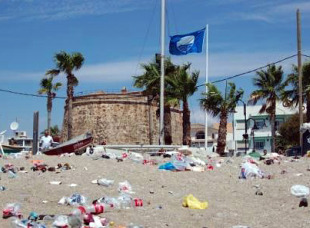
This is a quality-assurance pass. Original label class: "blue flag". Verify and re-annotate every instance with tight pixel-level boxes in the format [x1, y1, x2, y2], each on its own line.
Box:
[169, 28, 205, 55]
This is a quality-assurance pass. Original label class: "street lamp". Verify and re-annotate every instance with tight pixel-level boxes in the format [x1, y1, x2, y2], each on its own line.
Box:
[237, 99, 248, 154]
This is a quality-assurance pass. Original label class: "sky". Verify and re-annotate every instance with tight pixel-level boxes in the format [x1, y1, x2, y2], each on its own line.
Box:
[0, 0, 310, 138]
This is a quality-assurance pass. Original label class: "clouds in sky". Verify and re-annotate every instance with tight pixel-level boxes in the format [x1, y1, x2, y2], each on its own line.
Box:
[0, 0, 150, 20]
[1, 50, 307, 85]
[0, 0, 309, 22]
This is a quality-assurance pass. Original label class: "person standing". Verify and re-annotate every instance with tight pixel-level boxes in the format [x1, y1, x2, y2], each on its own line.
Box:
[40, 130, 54, 150]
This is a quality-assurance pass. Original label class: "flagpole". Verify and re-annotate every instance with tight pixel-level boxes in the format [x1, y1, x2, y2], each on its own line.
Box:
[159, 0, 165, 145]
[204, 24, 209, 152]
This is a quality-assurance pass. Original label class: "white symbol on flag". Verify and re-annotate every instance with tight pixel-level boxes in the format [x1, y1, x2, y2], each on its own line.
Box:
[176, 35, 195, 52]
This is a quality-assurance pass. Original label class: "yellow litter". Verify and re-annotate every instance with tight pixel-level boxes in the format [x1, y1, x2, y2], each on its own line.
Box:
[182, 194, 208, 209]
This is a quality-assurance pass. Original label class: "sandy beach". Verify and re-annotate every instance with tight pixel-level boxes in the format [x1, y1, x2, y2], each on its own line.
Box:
[0, 152, 310, 228]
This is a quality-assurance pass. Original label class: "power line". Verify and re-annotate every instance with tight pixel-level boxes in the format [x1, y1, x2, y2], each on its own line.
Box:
[0, 53, 308, 98]
[303, 54, 310, 58]
[197, 54, 297, 87]
[0, 88, 66, 99]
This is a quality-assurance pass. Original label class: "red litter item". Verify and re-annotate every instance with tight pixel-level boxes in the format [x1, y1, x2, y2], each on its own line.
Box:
[2, 203, 22, 219]
[122, 153, 128, 158]
[133, 198, 143, 207]
[207, 165, 214, 170]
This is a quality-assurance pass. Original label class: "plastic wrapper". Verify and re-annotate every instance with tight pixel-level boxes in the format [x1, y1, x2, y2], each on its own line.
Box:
[182, 194, 208, 209]
[118, 181, 134, 194]
[291, 185, 310, 198]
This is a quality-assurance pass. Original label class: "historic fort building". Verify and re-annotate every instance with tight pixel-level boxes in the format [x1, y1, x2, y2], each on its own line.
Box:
[62, 89, 183, 145]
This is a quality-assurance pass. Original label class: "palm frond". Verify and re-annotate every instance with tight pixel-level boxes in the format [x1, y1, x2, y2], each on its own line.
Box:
[46, 69, 60, 77]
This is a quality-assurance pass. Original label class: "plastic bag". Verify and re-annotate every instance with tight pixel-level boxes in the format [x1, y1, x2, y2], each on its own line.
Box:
[52, 215, 69, 227]
[2, 203, 22, 219]
[59, 194, 87, 206]
[129, 152, 144, 163]
[290, 185, 310, 198]
[118, 181, 134, 194]
[158, 162, 176, 171]
[182, 194, 208, 209]
[97, 178, 114, 187]
[240, 162, 264, 179]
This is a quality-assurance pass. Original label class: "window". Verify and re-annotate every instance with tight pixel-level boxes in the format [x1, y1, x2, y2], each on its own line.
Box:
[255, 120, 265, 129]
[196, 131, 205, 139]
[254, 141, 265, 150]
[236, 122, 245, 130]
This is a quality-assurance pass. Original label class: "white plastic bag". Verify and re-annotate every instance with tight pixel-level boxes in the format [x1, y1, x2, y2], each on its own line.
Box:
[290, 185, 310, 198]
[97, 178, 114, 187]
[240, 162, 264, 179]
[118, 181, 134, 194]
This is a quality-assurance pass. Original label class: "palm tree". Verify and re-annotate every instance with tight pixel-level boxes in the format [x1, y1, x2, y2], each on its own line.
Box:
[248, 64, 285, 152]
[166, 63, 199, 145]
[133, 57, 178, 144]
[200, 82, 243, 155]
[47, 51, 84, 140]
[282, 61, 310, 121]
[38, 75, 62, 134]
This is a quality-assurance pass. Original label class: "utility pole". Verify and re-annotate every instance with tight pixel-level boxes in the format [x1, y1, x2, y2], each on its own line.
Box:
[159, 0, 165, 145]
[297, 9, 303, 149]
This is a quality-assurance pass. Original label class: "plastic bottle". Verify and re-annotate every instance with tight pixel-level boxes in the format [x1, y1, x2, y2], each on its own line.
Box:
[0, 186, 6, 191]
[118, 196, 143, 209]
[10, 218, 27, 228]
[8, 170, 17, 179]
[71, 203, 110, 216]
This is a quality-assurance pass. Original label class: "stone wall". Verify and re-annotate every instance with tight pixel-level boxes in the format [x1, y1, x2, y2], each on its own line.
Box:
[61, 91, 183, 145]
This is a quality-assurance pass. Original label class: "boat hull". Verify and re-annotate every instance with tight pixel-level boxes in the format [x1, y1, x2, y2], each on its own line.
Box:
[1, 145, 24, 154]
[43, 134, 93, 156]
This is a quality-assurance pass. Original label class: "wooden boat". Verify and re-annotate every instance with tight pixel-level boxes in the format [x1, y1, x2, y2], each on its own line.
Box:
[43, 133, 93, 156]
[1, 144, 25, 154]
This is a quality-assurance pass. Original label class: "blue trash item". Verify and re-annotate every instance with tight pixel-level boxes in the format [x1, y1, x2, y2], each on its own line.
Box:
[158, 162, 176, 171]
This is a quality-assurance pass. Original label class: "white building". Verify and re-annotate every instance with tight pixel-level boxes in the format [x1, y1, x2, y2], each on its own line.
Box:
[233, 103, 299, 154]
[191, 123, 234, 153]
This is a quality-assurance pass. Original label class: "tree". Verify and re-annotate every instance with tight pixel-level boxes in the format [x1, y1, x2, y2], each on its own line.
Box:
[277, 113, 305, 149]
[248, 64, 285, 152]
[133, 57, 178, 144]
[38, 75, 62, 134]
[282, 61, 310, 121]
[47, 51, 84, 140]
[200, 82, 243, 155]
[166, 63, 199, 145]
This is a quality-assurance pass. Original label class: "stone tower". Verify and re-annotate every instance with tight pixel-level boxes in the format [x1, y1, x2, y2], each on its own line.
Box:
[61, 90, 183, 145]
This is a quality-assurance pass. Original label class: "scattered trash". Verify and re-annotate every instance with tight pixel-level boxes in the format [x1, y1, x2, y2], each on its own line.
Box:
[0, 186, 6, 191]
[68, 183, 78, 187]
[58, 193, 87, 206]
[182, 194, 208, 209]
[240, 162, 264, 179]
[98, 178, 114, 187]
[118, 181, 134, 194]
[50, 181, 62, 185]
[8, 170, 17, 179]
[2, 203, 22, 219]
[299, 198, 308, 207]
[159, 162, 176, 171]
[291, 185, 310, 198]
[255, 190, 263, 196]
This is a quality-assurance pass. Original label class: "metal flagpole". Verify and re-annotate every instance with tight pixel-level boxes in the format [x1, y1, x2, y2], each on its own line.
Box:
[297, 9, 303, 150]
[204, 25, 209, 151]
[159, 0, 165, 145]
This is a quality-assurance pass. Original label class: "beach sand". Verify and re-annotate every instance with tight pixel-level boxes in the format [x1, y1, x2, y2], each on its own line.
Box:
[0, 153, 310, 228]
